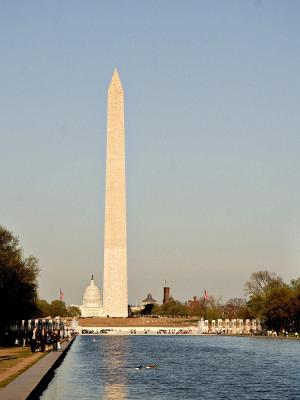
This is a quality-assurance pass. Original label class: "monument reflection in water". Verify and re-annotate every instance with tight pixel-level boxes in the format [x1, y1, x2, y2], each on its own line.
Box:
[41, 336, 130, 400]
[102, 336, 127, 400]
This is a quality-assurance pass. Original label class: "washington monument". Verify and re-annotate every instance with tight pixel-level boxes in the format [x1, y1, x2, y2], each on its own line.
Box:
[103, 69, 128, 317]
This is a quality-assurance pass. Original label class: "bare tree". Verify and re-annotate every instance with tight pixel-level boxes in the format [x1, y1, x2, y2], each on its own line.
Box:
[245, 271, 283, 297]
[224, 298, 248, 319]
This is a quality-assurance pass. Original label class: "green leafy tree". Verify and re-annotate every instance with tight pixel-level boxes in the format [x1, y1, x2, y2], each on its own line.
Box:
[262, 285, 293, 331]
[154, 299, 189, 317]
[67, 306, 81, 317]
[151, 303, 161, 315]
[289, 278, 300, 332]
[245, 271, 284, 319]
[48, 300, 69, 317]
[204, 295, 223, 320]
[36, 299, 51, 317]
[0, 225, 39, 328]
[187, 303, 205, 317]
[244, 271, 300, 332]
[290, 278, 300, 290]
[36, 300, 81, 318]
[140, 303, 154, 315]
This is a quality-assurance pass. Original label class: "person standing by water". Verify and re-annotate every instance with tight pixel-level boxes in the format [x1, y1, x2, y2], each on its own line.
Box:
[38, 328, 46, 352]
[30, 327, 37, 353]
[45, 330, 52, 351]
[51, 330, 59, 351]
[57, 329, 62, 350]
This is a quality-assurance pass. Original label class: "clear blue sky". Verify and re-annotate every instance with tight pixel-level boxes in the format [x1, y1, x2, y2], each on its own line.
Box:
[0, 1, 299, 305]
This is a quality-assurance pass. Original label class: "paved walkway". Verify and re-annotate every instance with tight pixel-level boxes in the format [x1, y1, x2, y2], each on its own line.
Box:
[0, 338, 75, 400]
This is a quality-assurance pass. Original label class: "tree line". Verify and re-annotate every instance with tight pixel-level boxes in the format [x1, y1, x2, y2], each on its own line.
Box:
[0, 225, 39, 330]
[1, 224, 299, 335]
[140, 271, 300, 332]
[0, 224, 80, 340]
[36, 299, 81, 318]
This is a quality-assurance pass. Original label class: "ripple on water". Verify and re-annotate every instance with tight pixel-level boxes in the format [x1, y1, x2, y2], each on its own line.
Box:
[40, 336, 300, 400]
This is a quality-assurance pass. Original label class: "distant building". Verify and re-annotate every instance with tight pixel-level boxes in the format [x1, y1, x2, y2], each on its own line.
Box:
[80, 276, 103, 317]
[163, 286, 170, 303]
[141, 293, 157, 306]
[186, 296, 201, 308]
[130, 292, 158, 313]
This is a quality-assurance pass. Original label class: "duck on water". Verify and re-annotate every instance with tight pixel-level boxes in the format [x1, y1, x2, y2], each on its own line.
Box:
[135, 364, 158, 370]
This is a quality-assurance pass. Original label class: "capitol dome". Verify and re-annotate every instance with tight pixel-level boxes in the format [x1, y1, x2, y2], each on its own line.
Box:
[80, 275, 103, 317]
[83, 276, 101, 307]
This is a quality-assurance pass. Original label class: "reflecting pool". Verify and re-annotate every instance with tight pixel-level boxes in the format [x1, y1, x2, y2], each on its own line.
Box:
[41, 335, 300, 399]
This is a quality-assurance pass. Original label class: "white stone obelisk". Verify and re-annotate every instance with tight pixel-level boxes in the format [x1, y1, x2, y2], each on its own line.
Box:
[103, 69, 128, 317]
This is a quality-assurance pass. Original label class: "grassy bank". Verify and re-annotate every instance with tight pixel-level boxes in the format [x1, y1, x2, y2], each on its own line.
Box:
[0, 347, 45, 388]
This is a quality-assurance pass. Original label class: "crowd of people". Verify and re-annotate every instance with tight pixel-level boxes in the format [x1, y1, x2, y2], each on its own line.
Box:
[14, 327, 74, 352]
[29, 328, 62, 353]
[80, 328, 195, 335]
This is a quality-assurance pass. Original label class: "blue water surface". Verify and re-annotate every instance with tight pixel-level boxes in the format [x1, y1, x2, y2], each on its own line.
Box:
[40, 335, 300, 399]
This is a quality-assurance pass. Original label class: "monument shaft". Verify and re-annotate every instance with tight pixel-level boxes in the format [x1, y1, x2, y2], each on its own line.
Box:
[103, 69, 128, 317]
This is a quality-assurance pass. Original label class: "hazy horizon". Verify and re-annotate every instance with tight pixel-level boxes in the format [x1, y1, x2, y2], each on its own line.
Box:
[1, 1, 299, 306]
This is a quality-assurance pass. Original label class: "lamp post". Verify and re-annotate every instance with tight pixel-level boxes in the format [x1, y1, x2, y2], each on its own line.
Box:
[203, 289, 208, 321]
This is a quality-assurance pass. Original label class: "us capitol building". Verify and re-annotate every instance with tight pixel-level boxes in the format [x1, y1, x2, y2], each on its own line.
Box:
[79, 275, 103, 317]
[78, 274, 158, 317]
